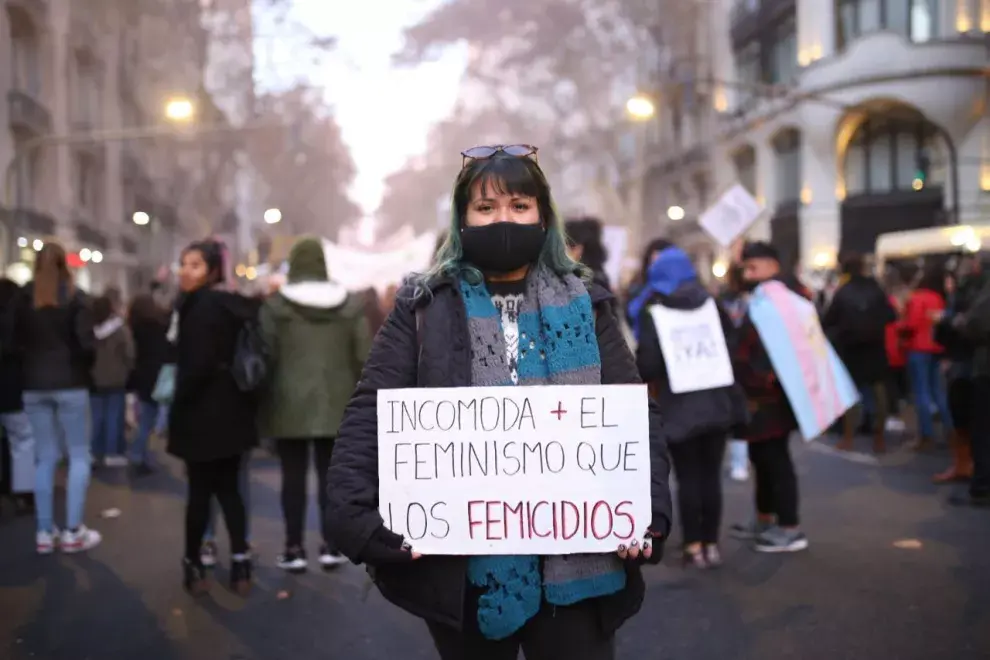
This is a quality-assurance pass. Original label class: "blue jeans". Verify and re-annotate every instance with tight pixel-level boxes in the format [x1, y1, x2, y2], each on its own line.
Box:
[907, 352, 952, 439]
[204, 452, 251, 542]
[90, 391, 126, 459]
[24, 389, 91, 533]
[131, 400, 159, 465]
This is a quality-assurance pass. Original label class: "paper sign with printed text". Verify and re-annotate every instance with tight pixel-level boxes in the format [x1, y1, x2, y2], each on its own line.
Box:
[648, 299, 735, 394]
[377, 384, 652, 555]
[699, 184, 764, 247]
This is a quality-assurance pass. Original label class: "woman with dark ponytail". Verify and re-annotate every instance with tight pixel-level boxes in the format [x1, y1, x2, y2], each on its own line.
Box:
[167, 240, 260, 595]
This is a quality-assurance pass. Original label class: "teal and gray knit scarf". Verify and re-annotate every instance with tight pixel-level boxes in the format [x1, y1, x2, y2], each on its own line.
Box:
[459, 262, 626, 640]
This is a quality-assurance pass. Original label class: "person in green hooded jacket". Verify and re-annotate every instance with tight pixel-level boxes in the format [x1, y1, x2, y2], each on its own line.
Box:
[259, 236, 372, 572]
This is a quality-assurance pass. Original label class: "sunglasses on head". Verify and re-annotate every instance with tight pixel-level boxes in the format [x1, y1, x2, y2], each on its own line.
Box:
[461, 144, 538, 168]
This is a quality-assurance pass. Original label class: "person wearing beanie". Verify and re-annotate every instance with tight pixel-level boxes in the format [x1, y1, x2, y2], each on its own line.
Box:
[258, 236, 372, 573]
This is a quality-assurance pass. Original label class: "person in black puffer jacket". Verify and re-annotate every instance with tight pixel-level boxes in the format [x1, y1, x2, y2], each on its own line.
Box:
[0, 278, 34, 514]
[168, 239, 259, 595]
[822, 253, 896, 454]
[327, 150, 672, 660]
[632, 245, 747, 569]
[127, 292, 172, 474]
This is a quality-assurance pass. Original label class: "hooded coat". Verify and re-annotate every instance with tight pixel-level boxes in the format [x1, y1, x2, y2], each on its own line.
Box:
[258, 237, 372, 440]
[167, 286, 260, 462]
[634, 248, 748, 443]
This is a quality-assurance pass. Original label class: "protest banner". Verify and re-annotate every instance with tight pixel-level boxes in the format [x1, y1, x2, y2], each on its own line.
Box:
[377, 384, 652, 555]
[648, 298, 735, 394]
[748, 280, 859, 440]
[699, 183, 764, 247]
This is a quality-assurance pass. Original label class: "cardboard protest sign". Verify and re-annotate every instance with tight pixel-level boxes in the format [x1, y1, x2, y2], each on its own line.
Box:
[699, 183, 764, 247]
[648, 298, 735, 394]
[377, 384, 651, 555]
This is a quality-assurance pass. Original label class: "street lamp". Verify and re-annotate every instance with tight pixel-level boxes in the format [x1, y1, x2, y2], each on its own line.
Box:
[164, 97, 195, 123]
[667, 205, 686, 221]
[626, 95, 656, 121]
[264, 208, 282, 225]
[79, 248, 92, 262]
[132, 211, 150, 226]
[91, 250, 103, 264]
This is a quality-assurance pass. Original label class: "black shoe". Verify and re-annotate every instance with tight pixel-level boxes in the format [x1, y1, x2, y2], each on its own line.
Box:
[276, 547, 308, 573]
[183, 558, 209, 595]
[230, 558, 252, 596]
[130, 463, 155, 477]
[13, 494, 34, 516]
[948, 492, 990, 508]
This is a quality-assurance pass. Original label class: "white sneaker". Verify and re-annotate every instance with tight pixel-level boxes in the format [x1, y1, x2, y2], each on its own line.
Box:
[37, 527, 61, 555]
[730, 466, 750, 482]
[885, 418, 906, 433]
[318, 545, 347, 570]
[104, 455, 129, 467]
[61, 526, 102, 554]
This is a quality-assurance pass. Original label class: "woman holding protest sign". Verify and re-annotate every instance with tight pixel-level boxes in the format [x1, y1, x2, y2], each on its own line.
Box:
[327, 145, 672, 660]
[631, 245, 747, 569]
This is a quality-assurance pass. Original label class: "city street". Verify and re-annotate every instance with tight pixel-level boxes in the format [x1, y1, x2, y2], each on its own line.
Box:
[1, 437, 988, 660]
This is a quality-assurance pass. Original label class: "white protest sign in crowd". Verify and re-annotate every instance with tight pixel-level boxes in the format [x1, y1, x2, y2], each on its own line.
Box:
[377, 384, 652, 555]
[648, 299, 735, 394]
[699, 183, 764, 248]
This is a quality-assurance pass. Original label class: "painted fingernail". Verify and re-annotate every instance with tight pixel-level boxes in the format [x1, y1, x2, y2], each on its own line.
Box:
[631, 540, 639, 546]
[643, 542, 651, 551]
[618, 545, 626, 551]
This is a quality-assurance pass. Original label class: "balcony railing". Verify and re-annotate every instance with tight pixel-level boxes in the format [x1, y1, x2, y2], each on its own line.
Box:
[7, 89, 52, 135]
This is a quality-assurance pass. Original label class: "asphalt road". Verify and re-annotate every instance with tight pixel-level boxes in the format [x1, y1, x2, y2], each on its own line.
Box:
[1, 435, 988, 660]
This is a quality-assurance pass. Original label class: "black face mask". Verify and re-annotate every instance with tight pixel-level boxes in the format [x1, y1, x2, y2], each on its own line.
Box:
[460, 222, 546, 274]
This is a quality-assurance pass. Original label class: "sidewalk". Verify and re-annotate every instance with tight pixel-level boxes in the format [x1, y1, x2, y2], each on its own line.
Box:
[0, 439, 988, 660]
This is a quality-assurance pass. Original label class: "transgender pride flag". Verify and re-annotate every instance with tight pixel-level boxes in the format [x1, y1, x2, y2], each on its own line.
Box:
[748, 280, 859, 441]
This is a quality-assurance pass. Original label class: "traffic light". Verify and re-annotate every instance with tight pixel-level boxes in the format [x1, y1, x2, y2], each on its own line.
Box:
[913, 152, 931, 190]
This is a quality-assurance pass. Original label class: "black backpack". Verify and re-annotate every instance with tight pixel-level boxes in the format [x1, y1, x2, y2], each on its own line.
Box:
[230, 318, 269, 393]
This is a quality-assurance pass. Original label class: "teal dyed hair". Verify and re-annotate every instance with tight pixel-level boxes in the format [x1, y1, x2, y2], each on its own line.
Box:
[413, 153, 587, 293]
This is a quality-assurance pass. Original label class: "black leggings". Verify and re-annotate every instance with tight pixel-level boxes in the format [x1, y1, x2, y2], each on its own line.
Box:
[428, 592, 614, 660]
[668, 433, 727, 545]
[277, 438, 334, 549]
[748, 435, 800, 527]
[185, 455, 247, 560]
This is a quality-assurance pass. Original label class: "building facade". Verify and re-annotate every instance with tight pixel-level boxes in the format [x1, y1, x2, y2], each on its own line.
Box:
[710, 0, 989, 272]
[622, 0, 988, 280]
[0, 0, 240, 296]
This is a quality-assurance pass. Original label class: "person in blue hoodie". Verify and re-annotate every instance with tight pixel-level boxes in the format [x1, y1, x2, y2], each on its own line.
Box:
[631, 246, 747, 569]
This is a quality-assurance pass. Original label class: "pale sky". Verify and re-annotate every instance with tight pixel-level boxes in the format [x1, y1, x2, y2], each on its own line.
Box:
[256, 0, 467, 217]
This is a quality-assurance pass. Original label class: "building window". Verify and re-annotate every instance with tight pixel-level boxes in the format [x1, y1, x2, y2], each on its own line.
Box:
[773, 130, 802, 205]
[843, 111, 940, 195]
[836, 0, 940, 48]
[769, 17, 798, 84]
[734, 42, 761, 109]
[9, 13, 41, 95]
[733, 146, 758, 195]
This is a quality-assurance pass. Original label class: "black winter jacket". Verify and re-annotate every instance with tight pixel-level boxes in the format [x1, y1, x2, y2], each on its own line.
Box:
[15, 285, 94, 392]
[822, 275, 895, 385]
[635, 281, 748, 444]
[327, 275, 673, 634]
[167, 287, 259, 462]
[129, 315, 171, 403]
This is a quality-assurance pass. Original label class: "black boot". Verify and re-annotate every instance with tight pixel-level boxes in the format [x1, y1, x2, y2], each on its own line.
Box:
[182, 558, 209, 595]
[230, 557, 252, 596]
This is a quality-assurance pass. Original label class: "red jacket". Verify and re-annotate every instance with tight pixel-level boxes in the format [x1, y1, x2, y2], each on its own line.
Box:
[885, 295, 907, 368]
[903, 288, 946, 354]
